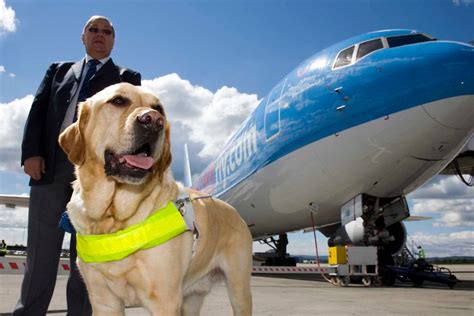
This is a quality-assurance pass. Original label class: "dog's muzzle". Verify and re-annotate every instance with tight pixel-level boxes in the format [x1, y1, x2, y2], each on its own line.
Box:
[104, 109, 165, 182]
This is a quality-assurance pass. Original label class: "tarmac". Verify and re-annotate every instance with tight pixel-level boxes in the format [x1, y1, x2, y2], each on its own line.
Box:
[1, 265, 473, 315]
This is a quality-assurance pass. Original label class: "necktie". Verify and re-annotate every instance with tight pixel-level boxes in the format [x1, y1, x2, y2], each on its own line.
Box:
[78, 59, 100, 102]
[74, 59, 100, 121]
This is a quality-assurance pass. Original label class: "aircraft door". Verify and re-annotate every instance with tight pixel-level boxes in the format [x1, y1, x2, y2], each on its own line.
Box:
[264, 79, 286, 141]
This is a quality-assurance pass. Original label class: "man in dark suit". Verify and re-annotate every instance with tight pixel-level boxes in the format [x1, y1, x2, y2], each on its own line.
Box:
[14, 16, 141, 316]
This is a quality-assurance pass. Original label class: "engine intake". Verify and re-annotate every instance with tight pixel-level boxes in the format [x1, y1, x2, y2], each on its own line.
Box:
[328, 194, 409, 256]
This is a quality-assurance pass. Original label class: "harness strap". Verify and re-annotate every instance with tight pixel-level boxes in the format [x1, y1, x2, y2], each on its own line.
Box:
[175, 189, 197, 233]
[175, 188, 211, 234]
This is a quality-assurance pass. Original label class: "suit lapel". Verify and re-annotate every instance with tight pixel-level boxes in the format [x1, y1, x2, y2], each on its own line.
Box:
[54, 59, 84, 122]
[69, 59, 85, 98]
[71, 59, 84, 81]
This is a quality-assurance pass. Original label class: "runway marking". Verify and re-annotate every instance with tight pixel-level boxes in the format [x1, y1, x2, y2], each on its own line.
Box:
[9, 262, 19, 269]
[0, 257, 70, 275]
[252, 266, 328, 274]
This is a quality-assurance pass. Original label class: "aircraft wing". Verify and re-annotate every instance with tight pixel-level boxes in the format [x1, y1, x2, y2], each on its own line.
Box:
[404, 216, 432, 222]
[0, 195, 30, 208]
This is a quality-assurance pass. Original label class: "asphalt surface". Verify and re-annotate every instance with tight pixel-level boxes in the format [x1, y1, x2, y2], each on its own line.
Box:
[1, 265, 473, 315]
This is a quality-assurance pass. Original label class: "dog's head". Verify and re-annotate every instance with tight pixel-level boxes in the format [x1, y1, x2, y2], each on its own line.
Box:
[59, 83, 172, 185]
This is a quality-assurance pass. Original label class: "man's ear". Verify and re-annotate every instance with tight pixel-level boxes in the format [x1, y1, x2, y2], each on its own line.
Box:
[59, 102, 89, 166]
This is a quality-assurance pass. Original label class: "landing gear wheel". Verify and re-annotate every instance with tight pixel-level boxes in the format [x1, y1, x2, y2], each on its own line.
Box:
[331, 277, 340, 286]
[339, 277, 349, 287]
[373, 276, 382, 287]
[362, 276, 372, 286]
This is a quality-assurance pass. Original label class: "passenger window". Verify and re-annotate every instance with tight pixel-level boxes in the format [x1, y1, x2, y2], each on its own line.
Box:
[387, 34, 434, 48]
[357, 39, 383, 60]
[334, 46, 355, 69]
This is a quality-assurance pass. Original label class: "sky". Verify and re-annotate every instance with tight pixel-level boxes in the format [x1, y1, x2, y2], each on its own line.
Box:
[0, 0, 473, 258]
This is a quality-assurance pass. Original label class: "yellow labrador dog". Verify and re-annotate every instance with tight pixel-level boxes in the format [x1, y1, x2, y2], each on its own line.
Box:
[59, 83, 252, 315]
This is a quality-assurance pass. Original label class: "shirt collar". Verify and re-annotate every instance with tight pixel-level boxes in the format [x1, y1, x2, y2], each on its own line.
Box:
[85, 55, 110, 65]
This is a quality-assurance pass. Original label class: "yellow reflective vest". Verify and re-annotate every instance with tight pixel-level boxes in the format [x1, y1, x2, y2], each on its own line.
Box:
[76, 201, 187, 263]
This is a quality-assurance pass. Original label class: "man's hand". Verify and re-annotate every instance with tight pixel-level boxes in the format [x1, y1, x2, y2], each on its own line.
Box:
[23, 156, 46, 180]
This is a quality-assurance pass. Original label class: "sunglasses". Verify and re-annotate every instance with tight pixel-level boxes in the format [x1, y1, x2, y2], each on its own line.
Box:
[88, 27, 113, 36]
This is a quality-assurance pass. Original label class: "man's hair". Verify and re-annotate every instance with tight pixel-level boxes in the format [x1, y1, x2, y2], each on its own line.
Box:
[82, 15, 115, 37]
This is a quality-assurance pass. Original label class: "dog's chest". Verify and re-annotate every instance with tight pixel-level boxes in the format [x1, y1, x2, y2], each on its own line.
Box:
[98, 263, 143, 303]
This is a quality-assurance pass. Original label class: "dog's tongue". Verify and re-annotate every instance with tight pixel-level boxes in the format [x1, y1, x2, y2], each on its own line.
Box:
[122, 154, 154, 170]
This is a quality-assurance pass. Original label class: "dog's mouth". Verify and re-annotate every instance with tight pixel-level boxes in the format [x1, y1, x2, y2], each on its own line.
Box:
[118, 142, 154, 170]
[104, 142, 155, 181]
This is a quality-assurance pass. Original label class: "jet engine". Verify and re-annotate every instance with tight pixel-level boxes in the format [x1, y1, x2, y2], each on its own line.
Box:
[327, 194, 409, 256]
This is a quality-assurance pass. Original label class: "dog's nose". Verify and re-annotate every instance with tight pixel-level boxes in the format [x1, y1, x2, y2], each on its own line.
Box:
[137, 110, 163, 129]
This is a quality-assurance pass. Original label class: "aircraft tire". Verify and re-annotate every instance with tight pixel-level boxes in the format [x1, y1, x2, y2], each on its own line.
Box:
[339, 277, 350, 287]
[362, 276, 372, 286]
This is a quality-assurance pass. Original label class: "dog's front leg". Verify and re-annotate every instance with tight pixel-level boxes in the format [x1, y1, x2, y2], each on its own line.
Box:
[141, 288, 183, 316]
[80, 265, 126, 316]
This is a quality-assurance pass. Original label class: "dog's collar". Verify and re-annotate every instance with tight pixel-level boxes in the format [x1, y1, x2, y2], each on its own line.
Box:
[77, 200, 190, 263]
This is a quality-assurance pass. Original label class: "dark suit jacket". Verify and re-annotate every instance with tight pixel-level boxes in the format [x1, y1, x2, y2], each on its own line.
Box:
[21, 58, 141, 185]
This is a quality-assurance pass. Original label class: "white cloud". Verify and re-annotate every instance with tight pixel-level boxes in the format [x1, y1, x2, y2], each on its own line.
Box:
[0, 65, 16, 77]
[1, 74, 472, 258]
[0, 204, 28, 245]
[0, 204, 71, 248]
[412, 199, 474, 227]
[143, 74, 260, 158]
[410, 231, 474, 257]
[0, 95, 33, 172]
[452, 0, 474, 6]
[410, 176, 473, 199]
[0, 205, 28, 228]
[408, 176, 474, 227]
[0, 0, 17, 34]
[0, 74, 259, 177]
[0, 74, 258, 248]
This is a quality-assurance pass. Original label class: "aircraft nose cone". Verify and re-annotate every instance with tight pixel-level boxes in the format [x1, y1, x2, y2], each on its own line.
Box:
[418, 43, 474, 130]
[422, 95, 474, 130]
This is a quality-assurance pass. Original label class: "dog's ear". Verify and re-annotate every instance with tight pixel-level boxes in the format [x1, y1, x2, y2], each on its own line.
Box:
[59, 102, 89, 166]
[156, 123, 172, 178]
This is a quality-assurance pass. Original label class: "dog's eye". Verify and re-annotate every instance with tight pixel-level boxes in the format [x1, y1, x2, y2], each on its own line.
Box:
[153, 104, 165, 115]
[109, 96, 129, 106]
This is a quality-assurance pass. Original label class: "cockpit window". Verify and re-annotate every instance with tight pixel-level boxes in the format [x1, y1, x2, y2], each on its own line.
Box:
[332, 33, 436, 71]
[356, 39, 384, 60]
[334, 46, 354, 69]
[387, 34, 435, 48]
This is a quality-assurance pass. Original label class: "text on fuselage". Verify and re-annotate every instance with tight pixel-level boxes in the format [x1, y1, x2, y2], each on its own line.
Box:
[215, 125, 258, 188]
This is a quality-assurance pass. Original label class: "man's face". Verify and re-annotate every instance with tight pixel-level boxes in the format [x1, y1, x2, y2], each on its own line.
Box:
[82, 19, 115, 59]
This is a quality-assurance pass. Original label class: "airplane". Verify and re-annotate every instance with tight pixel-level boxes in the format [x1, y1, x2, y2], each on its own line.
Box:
[1, 30, 473, 280]
[189, 29, 473, 269]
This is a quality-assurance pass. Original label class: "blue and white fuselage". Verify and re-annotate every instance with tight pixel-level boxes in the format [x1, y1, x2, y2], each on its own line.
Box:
[193, 30, 474, 243]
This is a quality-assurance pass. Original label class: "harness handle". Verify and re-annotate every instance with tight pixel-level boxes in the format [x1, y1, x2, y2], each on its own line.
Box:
[175, 195, 213, 209]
